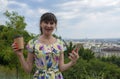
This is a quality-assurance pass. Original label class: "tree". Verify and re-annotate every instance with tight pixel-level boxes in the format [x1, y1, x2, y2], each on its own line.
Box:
[0, 11, 34, 79]
[4, 10, 26, 31]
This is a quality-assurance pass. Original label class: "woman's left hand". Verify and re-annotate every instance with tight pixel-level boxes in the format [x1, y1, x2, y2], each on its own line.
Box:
[68, 49, 79, 64]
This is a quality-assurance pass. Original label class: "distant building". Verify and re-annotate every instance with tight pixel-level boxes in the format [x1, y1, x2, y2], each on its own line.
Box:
[100, 47, 120, 57]
[93, 47, 120, 57]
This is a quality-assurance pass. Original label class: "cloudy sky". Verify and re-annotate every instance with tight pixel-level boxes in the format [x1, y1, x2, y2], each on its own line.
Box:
[0, 0, 120, 39]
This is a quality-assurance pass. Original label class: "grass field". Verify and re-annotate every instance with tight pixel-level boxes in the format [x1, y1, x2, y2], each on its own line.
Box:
[0, 65, 16, 79]
[0, 65, 32, 79]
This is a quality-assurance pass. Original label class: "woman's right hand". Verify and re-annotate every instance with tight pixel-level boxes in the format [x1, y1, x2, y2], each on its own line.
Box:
[12, 42, 23, 56]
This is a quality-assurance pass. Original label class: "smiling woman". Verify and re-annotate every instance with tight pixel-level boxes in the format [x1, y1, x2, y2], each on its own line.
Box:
[40, 13, 57, 36]
[12, 12, 79, 79]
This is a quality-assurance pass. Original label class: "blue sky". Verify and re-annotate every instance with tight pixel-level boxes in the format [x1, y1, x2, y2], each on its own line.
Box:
[0, 0, 120, 39]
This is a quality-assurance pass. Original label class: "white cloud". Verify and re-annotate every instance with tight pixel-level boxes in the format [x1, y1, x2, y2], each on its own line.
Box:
[30, 0, 45, 2]
[3, 0, 30, 16]
[7, 0, 49, 18]
[88, 0, 120, 7]
[56, 0, 85, 10]
[56, 0, 120, 13]
[0, 0, 9, 25]
[56, 11, 80, 20]
[8, 0, 29, 8]
[0, 0, 8, 12]
[56, 4, 120, 39]
[37, 8, 49, 14]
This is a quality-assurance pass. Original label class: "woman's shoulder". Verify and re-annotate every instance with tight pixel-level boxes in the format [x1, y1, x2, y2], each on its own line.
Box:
[56, 38, 64, 45]
[28, 35, 40, 44]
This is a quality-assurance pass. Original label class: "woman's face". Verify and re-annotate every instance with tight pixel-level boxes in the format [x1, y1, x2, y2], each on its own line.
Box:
[40, 21, 56, 36]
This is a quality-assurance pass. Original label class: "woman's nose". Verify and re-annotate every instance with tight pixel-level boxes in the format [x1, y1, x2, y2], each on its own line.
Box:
[47, 23, 51, 27]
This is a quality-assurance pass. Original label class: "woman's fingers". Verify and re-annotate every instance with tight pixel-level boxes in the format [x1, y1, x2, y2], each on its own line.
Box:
[75, 49, 79, 53]
[68, 56, 72, 60]
[12, 42, 19, 51]
[68, 50, 80, 64]
[12, 42, 23, 56]
[69, 53, 76, 59]
[72, 51, 79, 58]
[69, 52, 79, 60]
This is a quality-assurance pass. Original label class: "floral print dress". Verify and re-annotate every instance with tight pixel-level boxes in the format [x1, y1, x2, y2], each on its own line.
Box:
[26, 36, 64, 79]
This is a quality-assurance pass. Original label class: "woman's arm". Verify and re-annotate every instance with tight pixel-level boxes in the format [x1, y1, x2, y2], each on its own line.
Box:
[12, 43, 34, 73]
[59, 50, 79, 72]
[17, 51, 34, 73]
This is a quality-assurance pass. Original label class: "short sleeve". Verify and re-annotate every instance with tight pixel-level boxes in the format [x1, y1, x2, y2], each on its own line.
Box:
[57, 39, 65, 52]
[26, 39, 35, 53]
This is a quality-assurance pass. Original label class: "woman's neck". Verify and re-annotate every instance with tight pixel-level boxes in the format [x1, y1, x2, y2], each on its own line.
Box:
[39, 34, 56, 45]
[41, 34, 53, 40]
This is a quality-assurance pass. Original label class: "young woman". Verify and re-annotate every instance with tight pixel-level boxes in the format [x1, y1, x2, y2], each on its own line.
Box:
[12, 12, 79, 79]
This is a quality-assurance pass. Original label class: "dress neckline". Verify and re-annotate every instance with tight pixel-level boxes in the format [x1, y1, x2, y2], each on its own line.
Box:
[38, 35, 58, 46]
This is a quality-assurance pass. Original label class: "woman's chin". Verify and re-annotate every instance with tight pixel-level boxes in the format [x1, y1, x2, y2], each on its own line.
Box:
[45, 32, 52, 36]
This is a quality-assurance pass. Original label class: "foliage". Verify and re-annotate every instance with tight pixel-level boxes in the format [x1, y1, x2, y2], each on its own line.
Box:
[80, 48, 95, 61]
[99, 56, 120, 67]
[63, 58, 120, 79]
[0, 11, 35, 78]
[4, 10, 26, 30]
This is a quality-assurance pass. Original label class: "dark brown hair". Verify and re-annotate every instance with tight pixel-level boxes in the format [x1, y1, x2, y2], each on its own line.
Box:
[40, 12, 57, 34]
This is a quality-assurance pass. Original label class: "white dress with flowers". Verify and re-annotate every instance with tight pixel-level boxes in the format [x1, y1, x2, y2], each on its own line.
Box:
[26, 36, 64, 79]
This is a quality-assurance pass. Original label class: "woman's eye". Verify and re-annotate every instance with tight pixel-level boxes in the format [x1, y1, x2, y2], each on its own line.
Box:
[50, 22, 54, 25]
[45, 21, 48, 24]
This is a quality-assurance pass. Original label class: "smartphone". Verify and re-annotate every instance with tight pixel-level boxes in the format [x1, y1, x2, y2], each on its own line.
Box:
[74, 43, 81, 51]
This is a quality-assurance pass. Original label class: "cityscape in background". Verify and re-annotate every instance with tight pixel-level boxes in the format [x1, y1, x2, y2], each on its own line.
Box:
[64, 38, 120, 57]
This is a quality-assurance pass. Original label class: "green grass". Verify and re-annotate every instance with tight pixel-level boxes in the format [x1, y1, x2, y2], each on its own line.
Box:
[0, 65, 16, 79]
[0, 65, 32, 79]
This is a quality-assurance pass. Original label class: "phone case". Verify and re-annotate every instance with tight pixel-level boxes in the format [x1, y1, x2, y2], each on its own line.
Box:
[74, 43, 81, 50]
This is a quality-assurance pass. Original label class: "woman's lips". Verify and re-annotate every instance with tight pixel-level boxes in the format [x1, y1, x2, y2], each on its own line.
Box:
[45, 28, 53, 31]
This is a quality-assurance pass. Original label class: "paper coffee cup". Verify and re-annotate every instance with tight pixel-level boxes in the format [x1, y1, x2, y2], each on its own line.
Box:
[14, 35, 24, 50]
